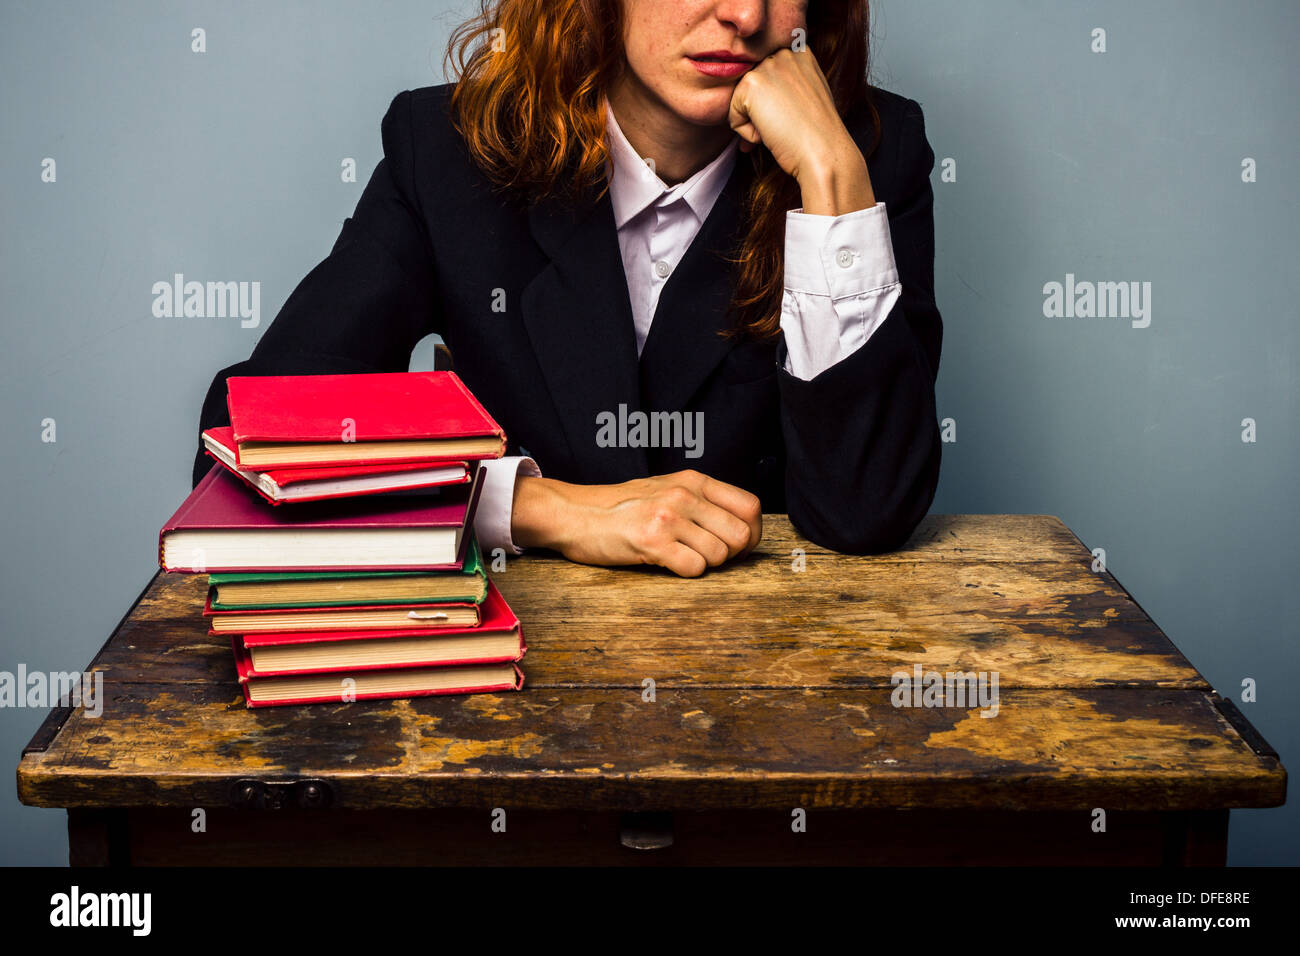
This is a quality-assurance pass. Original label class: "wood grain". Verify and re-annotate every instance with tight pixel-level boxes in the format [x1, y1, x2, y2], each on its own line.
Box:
[18, 682, 1282, 810]
[16, 515, 1285, 815]
[92, 517, 1202, 689]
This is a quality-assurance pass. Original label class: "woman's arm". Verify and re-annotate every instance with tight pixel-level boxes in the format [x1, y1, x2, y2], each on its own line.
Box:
[729, 51, 943, 553]
[511, 469, 762, 579]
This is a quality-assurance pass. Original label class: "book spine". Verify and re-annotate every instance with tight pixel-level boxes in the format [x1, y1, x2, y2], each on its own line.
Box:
[159, 465, 224, 570]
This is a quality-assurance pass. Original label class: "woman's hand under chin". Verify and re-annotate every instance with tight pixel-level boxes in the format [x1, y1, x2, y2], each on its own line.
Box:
[510, 470, 763, 578]
[727, 48, 877, 217]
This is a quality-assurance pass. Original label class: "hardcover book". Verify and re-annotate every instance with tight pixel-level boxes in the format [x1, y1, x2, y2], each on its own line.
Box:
[206, 594, 481, 633]
[159, 464, 485, 572]
[202, 426, 470, 504]
[225, 370, 507, 468]
[233, 655, 524, 708]
[208, 535, 488, 608]
[234, 579, 524, 676]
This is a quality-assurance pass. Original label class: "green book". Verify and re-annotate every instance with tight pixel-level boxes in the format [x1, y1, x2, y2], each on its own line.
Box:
[208, 535, 487, 609]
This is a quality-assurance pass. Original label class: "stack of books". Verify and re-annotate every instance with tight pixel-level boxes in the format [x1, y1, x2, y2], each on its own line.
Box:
[157, 371, 526, 708]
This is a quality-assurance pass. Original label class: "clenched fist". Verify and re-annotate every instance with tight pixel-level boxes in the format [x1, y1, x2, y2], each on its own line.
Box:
[512, 468, 762, 577]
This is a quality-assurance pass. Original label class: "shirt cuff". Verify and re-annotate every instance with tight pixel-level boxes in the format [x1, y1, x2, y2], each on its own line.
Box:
[472, 456, 542, 557]
[780, 203, 902, 380]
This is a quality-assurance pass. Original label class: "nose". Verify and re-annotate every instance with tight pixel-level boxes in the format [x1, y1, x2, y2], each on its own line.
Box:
[713, 0, 767, 37]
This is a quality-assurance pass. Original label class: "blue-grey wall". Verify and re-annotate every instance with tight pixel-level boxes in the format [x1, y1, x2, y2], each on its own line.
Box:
[1, 0, 1295, 865]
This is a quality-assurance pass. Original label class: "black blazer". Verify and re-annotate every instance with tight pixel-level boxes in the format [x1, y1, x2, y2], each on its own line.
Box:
[194, 82, 942, 554]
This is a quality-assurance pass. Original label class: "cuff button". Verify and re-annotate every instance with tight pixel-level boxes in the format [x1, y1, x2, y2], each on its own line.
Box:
[835, 248, 855, 269]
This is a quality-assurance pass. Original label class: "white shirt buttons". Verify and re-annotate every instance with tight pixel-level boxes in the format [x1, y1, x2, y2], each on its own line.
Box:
[835, 248, 855, 269]
[653, 259, 672, 279]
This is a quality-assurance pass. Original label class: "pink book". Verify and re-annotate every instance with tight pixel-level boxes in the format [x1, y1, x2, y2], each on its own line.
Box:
[202, 426, 470, 505]
[159, 464, 485, 572]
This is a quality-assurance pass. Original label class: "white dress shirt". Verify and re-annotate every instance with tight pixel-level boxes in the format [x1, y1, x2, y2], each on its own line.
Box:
[472, 104, 903, 557]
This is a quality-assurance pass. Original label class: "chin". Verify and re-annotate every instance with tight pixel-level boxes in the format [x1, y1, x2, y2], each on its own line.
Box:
[660, 85, 737, 128]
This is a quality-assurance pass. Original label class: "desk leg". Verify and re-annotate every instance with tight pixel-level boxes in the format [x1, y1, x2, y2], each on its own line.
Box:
[67, 809, 130, 867]
[1163, 810, 1229, 866]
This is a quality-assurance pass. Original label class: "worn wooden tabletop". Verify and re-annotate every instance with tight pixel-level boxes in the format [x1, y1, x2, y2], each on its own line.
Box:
[17, 515, 1285, 813]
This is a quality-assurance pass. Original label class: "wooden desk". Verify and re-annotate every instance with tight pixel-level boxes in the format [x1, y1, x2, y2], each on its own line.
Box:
[17, 515, 1285, 865]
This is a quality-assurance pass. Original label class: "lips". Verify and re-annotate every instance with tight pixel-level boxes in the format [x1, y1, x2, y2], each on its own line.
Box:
[687, 50, 757, 79]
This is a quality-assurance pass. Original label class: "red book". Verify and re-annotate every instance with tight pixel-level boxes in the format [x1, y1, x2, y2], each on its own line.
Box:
[226, 370, 506, 468]
[232, 651, 524, 708]
[233, 580, 525, 676]
[203, 426, 471, 504]
[159, 464, 484, 572]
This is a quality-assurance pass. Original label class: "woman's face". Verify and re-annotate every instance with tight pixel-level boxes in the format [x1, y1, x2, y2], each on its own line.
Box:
[618, 0, 810, 127]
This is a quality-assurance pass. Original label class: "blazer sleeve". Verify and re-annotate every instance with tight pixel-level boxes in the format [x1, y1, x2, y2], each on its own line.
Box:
[191, 90, 441, 486]
[776, 97, 943, 554]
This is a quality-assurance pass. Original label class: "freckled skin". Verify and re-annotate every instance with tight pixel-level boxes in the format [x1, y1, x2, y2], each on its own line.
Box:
[603, 0, 870, 211]
[614, 0, 808, 132]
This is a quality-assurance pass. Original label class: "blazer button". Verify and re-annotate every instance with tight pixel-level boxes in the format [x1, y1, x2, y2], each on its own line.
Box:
[757, 456, 777, 472]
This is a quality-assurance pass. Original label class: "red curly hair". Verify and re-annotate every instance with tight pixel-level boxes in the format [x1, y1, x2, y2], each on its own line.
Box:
[445, 0, 880, 341]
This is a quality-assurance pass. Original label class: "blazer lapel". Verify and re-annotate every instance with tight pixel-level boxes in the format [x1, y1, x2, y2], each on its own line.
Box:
[521, 183, 649, 481]
[637, 154, 754, 415]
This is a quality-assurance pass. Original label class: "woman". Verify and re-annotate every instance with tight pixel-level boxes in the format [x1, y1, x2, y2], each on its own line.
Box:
[194, 0, 943, 577]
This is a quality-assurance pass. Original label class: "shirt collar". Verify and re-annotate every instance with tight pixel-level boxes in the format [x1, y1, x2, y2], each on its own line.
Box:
[604, 99, 739, 230]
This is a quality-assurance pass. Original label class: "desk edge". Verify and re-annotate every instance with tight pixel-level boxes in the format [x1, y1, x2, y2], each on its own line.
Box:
[20, 569, 161, 756]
